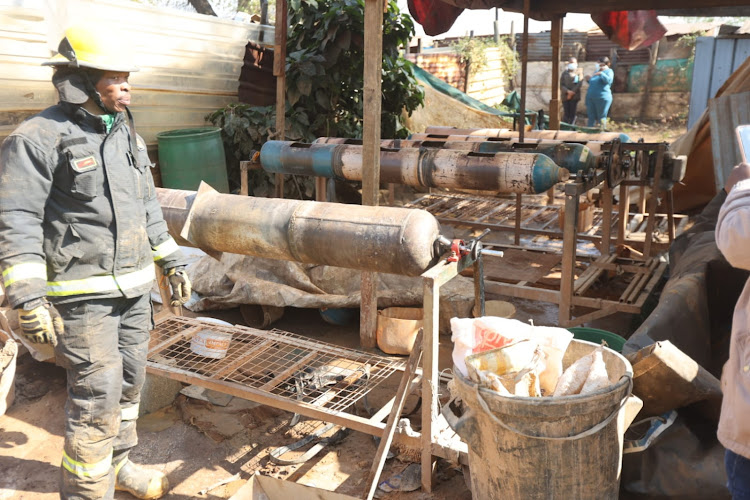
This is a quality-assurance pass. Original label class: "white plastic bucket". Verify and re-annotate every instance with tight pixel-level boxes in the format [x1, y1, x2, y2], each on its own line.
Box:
[191, 329, 232, 359]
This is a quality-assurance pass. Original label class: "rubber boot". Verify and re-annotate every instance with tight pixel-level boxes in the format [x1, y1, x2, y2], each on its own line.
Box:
[114, 458, 169, 499]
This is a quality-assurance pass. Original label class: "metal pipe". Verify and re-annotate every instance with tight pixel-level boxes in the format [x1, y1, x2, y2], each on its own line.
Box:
[420, 127, 629, 143]
[260, 141, 570, 194]
[156, 183, 441, 277]
[315, 137, 595, 174]
[404, 134, 606, 155]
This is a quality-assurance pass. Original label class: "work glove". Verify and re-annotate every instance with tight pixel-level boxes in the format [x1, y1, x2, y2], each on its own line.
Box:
[18, 297, 63, 346]
[165, 267, 191, 306]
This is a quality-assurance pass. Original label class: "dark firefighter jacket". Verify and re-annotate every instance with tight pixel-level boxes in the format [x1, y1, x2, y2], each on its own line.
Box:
[0, 101, 185, 308]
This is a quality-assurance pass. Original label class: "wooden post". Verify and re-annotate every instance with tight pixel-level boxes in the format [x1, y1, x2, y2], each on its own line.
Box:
[518, 0, 530, 141]
[643, 145, 665, 258]
[421, 277, 439, 493]
[559, 191, 579, 326]
[360, 0, 384, 349]
[273, 0, 288, 199]
[547, 14, 563, 206]
[549, 15, 563, 131]
[315, 177, 327, 201]
[639, 40, 659, 120]
[600, 185, 613, 256]
[616, 182, 630, 247]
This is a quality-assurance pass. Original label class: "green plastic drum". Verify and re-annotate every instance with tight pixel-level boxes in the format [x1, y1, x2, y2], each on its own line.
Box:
[156, 127, 229, 193]
[567, 327, 627, 353]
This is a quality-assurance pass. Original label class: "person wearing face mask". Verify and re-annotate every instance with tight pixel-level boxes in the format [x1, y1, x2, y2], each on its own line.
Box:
[584, 56, 614, 129]
[560, 57, 582, 125]
[0, 26, 191, 499]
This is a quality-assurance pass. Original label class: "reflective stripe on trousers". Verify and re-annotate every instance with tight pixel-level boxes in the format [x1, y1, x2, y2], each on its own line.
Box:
[55, 294, 152, 500]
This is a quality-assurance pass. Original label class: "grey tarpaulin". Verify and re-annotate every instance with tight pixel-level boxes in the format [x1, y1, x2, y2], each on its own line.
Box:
[620, 190, 748, 498]
[183, 253, 477, 332]
[623, 190, 749, 377]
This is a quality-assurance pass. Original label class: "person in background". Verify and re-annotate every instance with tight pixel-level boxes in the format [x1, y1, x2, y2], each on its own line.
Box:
[0, 26, 191, 499]
[560, 56, 582, 125]
[584, 56, 614, 129]
[716, 161, 750, 500]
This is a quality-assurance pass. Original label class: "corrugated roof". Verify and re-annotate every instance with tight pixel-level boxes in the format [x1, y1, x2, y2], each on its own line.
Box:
[513, 31, 588, 61]
[585, 34, 650, 65]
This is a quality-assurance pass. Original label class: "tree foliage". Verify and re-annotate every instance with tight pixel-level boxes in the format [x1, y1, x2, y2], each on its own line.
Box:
[207, 0, 424, 196]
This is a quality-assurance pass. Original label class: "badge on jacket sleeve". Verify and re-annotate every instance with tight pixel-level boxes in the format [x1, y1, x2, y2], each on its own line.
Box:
[72, 156, 98, 172]
[136, 137, 146, 151]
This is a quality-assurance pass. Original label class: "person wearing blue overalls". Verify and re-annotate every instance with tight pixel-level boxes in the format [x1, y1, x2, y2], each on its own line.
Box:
[585, 56, 614, 129]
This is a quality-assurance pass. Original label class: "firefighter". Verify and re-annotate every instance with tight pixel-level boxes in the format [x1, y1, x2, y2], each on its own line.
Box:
[0, 26, 191, 499]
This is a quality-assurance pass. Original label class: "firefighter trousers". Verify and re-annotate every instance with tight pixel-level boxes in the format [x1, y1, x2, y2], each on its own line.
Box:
[53, 294, 153, 500]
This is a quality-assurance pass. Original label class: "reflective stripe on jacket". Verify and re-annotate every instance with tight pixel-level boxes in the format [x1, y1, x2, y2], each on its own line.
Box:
[716, 178, 750, 459]
[0, 102, 185, 307]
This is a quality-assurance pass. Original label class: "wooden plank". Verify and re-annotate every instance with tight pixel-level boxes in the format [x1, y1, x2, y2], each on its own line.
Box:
[461, 248, 561, 283]
[273, 0, 288, 198]
[421, 277, 440, 493]
[558, 192, 578, 325]
[360, 0, 384, 350]
[258, 352, 318, 391]
[549, 15, 562, 131]
[364, 331, 423, 500]
[643, 146, 665, 258]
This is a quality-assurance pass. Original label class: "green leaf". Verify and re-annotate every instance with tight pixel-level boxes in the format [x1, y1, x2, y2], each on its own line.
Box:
[297, 76, 313, 96]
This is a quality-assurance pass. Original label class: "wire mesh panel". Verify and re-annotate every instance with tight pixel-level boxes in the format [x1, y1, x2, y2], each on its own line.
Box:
[148, 317, 405, 415]
[406, 192, 688, 245]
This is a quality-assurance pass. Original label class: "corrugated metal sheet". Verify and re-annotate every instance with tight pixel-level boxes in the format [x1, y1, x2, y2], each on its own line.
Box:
[0, 0, 273, 145]
[585, 35, 650, 65]
[513, 31, 588, 61]
[688, 36, 750, 128]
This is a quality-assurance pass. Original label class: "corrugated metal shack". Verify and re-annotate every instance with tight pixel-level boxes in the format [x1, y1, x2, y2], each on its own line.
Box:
[0, 0, 272, 149]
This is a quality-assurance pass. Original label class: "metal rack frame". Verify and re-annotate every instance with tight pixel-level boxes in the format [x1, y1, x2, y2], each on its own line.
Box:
[146, 249, 483, 492]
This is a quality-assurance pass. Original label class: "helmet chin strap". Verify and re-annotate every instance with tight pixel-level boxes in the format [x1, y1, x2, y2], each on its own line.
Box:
[91, 89, 116, 114]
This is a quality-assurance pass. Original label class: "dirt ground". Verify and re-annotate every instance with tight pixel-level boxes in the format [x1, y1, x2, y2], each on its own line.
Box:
[1, 295, 633, 500]
[0, 119, 687, 499]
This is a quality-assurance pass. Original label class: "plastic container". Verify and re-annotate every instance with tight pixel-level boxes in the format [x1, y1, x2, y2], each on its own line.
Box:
[319, 307, 359, 326]
[156, 127, 229, 193]
[376, 307, 423, 355]
[190, 329, 232, 359]
[444, 339, 633, 500]
[568, 327, 626, 353]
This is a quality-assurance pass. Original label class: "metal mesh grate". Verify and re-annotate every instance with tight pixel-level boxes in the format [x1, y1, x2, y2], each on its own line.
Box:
[407, 192, 687, 243]
[148, 317, 405, 414]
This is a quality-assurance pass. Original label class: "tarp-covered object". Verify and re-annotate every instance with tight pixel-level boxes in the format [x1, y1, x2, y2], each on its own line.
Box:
[592, 10, 666, 51]
[185, 253, 477, 333]
[624, 191, 747, 376]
